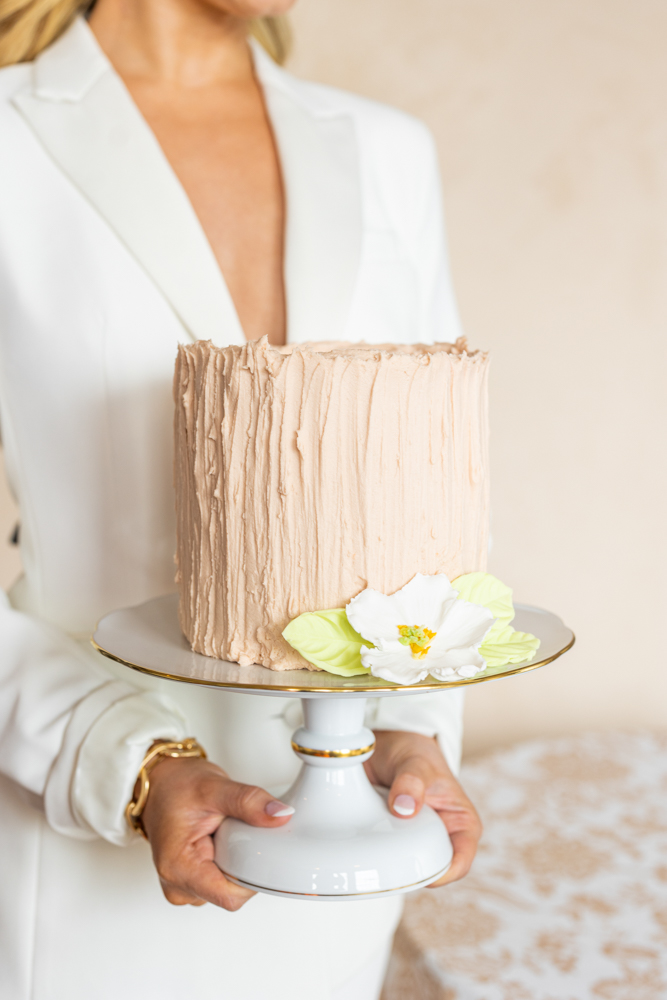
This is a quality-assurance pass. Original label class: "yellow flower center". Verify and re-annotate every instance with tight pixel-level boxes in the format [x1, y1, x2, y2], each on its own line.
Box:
[397, 625, 437, 660]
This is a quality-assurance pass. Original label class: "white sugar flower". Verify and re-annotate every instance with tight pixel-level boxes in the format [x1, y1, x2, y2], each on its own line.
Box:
[346, 573, 494, 685]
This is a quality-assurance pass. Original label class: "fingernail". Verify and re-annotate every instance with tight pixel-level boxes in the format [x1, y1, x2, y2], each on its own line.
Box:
[393, 794, 416, 817]
[265, 800, 295, 818]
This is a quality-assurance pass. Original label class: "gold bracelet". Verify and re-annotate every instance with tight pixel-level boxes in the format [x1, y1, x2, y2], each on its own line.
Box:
[125, 738, 207, 839]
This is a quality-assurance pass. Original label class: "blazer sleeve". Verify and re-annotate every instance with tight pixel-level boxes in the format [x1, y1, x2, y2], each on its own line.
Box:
[370, 122, 466, 775]
[0, 585, 189, 845]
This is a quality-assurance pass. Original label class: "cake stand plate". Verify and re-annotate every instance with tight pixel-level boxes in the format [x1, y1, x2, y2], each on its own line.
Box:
[93, 596, 574, 901]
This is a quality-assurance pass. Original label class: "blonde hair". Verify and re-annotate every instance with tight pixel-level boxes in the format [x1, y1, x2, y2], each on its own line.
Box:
[0, 0, 291, 69]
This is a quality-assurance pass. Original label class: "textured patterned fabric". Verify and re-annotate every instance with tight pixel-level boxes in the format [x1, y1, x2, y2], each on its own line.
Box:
[382, 732, 667, 1000]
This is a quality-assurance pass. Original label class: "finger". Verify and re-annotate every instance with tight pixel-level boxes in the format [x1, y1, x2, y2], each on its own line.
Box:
[160, 883, 207, 906]
[159, 848, 257, 912]
[216, 778, 295, 828]
[181, 858, 257, 911]
[387, 770, 426, 818]
[427, 829, 479, 888]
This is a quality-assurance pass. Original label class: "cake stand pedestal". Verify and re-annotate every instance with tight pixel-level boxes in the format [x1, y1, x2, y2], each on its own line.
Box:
[93, 596, 574, 901]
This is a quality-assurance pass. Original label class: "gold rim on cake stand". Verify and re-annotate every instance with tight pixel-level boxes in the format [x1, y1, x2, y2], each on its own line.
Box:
[91, 593, 575, 695]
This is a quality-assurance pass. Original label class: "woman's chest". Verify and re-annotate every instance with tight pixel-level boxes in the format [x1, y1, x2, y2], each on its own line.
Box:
[124, 79, 287, 344]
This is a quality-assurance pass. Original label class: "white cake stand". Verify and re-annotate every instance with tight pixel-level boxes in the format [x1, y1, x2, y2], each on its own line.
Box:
[93, 596, 574, 901]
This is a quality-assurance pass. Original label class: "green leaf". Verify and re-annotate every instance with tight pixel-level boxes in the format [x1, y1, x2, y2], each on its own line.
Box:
[480, 624, 540, 668]
[282, 608, 371, 676]
[481, 618, 514, 649]
[451, 572, 515, 627]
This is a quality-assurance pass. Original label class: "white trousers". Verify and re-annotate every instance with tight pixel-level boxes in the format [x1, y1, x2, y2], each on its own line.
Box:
[332, 943, 392, 1000]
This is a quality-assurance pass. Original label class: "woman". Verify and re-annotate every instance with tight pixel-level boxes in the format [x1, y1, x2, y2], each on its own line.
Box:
[0, 1, 481, 998]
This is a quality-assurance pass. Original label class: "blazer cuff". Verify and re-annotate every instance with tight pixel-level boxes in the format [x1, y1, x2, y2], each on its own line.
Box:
[369, 689, 464, 775]
[63, 691, 189, 845]
[45, 678, 138, 840]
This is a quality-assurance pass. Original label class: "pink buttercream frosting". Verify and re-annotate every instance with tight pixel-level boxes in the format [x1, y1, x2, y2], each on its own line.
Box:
[174, 337, 490, 669]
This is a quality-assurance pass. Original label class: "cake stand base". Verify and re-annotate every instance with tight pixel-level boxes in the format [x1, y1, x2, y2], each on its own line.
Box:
[93, 596, 575, 901]
[214, 696, 452, 900]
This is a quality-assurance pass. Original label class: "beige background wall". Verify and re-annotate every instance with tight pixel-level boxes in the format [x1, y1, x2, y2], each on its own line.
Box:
[1, 0, 665, 757]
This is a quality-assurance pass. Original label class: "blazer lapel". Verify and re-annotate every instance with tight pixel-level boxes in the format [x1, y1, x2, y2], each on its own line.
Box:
[11, 19, 363, 348]
[252, 43, 362, 345]
[12, 18, 244, 347]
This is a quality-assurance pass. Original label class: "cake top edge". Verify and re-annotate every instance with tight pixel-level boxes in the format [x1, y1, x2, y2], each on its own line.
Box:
[184, 336, 487, 361]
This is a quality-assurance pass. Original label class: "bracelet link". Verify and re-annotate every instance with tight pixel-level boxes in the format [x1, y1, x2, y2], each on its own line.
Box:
[125, 738, 207, 839]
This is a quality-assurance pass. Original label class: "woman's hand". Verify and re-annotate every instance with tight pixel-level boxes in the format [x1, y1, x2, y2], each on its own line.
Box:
[365, 730, 482, 887]
[141, 755, 294, 910]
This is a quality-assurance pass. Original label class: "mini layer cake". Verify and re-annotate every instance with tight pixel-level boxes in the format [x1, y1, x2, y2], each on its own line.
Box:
[174, 338, 490, 669]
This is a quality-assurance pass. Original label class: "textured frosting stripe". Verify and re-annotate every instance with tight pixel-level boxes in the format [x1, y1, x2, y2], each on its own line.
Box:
[174, 339, 490, 669]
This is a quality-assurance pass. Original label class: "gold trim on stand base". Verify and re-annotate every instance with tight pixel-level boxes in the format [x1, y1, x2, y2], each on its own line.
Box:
[291, 741, 376, 758]
[222, 866, 450, 898]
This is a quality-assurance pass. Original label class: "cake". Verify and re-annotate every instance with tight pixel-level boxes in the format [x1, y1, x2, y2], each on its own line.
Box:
[174, 337, 490, 670]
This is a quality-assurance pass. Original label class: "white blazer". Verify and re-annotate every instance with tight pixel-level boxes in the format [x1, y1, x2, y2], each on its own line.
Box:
[0, 18, 465, 1000]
